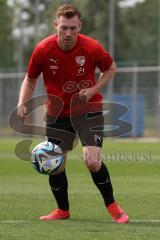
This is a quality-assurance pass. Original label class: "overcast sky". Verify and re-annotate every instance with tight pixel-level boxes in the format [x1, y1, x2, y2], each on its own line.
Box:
[119, 0, 145, 8]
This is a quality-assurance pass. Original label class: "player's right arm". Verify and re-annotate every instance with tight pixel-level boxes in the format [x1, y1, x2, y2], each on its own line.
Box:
[17, 75, 37, 120]
[17, 42, 43, 120]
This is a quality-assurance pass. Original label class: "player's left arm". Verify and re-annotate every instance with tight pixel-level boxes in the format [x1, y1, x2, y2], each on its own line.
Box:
[95, 61, 116, 91]
[79, 61, 116, 102]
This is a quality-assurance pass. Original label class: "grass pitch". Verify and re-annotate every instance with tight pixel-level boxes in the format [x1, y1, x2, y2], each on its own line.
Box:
[0, 137, 160, 240]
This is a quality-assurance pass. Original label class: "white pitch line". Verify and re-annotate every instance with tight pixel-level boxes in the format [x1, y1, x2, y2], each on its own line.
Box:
[130, 219, 160, 223]
[0, 220, 33, 223]
[0, 219, 160, 223]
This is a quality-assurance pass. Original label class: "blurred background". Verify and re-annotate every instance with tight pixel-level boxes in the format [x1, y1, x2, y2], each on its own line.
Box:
[0, 0, 159, 138]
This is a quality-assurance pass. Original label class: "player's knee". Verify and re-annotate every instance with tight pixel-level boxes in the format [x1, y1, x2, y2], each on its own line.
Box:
[83, 146, 102, 172]
[85, 160, 101, 172]
[83, 152, 101, 171]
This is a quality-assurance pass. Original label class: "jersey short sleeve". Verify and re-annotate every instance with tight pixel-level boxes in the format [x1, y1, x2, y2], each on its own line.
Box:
[27, 44, 44, 78]
[94, 42, 113, 73]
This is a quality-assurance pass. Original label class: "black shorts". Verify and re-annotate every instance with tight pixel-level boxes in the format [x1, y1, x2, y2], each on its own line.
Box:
[46, 112, 104, 151]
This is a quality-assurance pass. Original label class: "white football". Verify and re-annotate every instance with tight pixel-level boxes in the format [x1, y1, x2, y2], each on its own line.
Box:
[31, 141, 64, 175]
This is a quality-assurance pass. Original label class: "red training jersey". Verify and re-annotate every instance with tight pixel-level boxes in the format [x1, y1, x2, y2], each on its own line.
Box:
[27, 34, 113, 117]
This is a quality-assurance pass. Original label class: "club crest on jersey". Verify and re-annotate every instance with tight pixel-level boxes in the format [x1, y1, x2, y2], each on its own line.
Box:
[75, 56, 86, 66]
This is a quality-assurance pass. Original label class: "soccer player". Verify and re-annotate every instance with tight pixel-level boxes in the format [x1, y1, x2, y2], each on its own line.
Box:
[17, 4, 129, 223]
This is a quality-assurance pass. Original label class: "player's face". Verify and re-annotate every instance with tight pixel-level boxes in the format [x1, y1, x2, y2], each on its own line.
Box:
[55, 15, 81, 51]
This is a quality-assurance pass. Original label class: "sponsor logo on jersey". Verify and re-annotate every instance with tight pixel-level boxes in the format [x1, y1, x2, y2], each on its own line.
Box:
[49, 57, 59, 75]
[49, 58, 57, 64]
[75, 56, 86, 66]
[50, 66, 59, 70]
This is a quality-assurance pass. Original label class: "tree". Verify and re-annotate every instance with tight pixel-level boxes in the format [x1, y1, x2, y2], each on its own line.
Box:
[0, 0, 15, 69]
[5, 0, 54, 69]
[115, 0, 159, 65]
[4, 0, 158, 69]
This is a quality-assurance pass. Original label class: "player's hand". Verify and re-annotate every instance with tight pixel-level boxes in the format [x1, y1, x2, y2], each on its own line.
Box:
[79, 86, 98, 102]
[17, 104, 27, 121]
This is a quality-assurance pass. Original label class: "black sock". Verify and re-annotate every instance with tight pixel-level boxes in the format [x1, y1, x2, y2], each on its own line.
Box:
[90, 162, 115, 206]
[49, 170, 69, 211]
